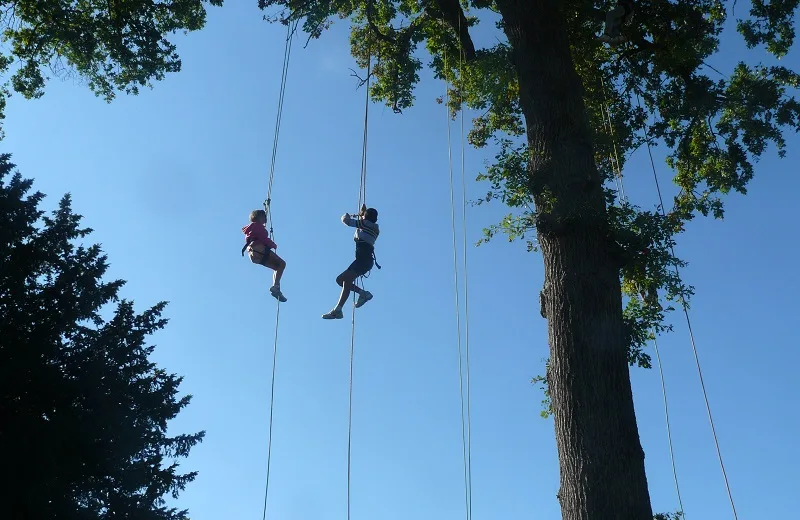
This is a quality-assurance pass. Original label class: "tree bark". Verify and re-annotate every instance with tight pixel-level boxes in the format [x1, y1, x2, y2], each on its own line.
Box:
[493, 1, 653, 519]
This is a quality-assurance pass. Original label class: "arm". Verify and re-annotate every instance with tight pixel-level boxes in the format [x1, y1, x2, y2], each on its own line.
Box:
[254, 226, 278, 249]
[342, 213, 361, 228]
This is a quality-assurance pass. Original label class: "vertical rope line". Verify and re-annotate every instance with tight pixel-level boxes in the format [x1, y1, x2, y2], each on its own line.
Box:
[265, 20, 297, 232]
[457, 13, 473, 519]
[651, 334, 685, 516]
[602, 79, 685, 517]
[444, 34, 471, 520]
[260, 304, 281, 520]
[259, 20, 295, 520]
[347, 40, 372, 520]
[634, 91, 737, 520]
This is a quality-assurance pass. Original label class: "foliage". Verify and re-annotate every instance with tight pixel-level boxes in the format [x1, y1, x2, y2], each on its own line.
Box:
[654, 512, 684, 520]
[0, 0, 223, 133]
[0, 154, 203, 519]
[257, 0, 799, 415]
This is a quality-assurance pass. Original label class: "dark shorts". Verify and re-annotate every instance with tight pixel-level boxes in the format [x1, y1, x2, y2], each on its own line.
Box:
[347, 243, 374, 277]
[251, 247, 272, 266]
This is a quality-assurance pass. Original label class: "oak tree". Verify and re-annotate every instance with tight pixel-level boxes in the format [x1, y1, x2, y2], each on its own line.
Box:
[256, 1, 800, 519]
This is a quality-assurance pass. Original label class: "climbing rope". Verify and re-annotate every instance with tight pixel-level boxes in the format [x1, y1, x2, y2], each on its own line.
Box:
[260, 19, 297, 520]
[347, 41, 372, 520]
[457, 18, 474, 519]
[357, 52, 370, 212]
[263, 20, 298, 234]
[444, 29, 473, 520]
[260, 298, 282, 520]
[635, 92, 738, 520]
[600, 77, 626, 201]
[650, 333, 685, 516]
[600, 80, 684, 517]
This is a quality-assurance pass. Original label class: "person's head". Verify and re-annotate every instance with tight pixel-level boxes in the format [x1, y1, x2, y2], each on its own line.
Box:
[364, 207, 378, 223]
[250, 209, 267, 225]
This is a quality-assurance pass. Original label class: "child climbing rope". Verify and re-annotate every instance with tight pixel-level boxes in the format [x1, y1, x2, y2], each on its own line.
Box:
[322, 205, 380, 320]
[242, 209, 287, 302]
[598, 0, 635, 44]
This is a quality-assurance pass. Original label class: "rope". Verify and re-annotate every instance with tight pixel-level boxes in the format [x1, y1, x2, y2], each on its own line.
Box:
[358, 51, 371, 210]
[260, 20, 296, 520]
[457, 15, 473, 519]
[635, 93, 738, 520]
[347, 41, 372, 520]
[444, 32, 472, 520]
[264, 20, 298, 233]
[601, 81, 684, 517]
[599, 77, 626, 201]
[347, 301, 357, 520]
[260, 305, 281, 520]
[651, 334, 685, 516]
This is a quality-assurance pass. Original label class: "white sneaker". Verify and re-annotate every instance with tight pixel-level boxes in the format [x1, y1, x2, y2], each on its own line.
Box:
[270, 286, 287, 302]
[322, 309, 344, 320]
[355, 291, 373, 308]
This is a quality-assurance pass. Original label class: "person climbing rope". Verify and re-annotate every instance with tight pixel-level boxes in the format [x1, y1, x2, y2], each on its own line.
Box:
[322, 204, 380, 320]
[242, 209, 287, 302]
[598, 0, 635, 44]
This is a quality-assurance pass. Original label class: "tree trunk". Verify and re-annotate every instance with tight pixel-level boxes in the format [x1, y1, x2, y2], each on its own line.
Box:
[494, 1, 653, 519]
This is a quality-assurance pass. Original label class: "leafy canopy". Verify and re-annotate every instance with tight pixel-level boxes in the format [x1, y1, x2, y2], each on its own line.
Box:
[258, 0, 799, 372]
[0, 154, 204, 519]
[0, 0, 223, 130]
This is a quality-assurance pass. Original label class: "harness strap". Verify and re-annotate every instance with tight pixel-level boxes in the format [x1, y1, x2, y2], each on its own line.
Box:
[242, 240, 272, 267]
[354, 239, 381, 271]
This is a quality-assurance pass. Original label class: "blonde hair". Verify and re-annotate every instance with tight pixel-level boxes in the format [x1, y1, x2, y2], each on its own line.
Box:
[250, 209, 267, 223]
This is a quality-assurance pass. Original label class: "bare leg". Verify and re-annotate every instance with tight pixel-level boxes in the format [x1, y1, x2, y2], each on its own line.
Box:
[265, 253, 286, 287]
[334, 270, 362, 310]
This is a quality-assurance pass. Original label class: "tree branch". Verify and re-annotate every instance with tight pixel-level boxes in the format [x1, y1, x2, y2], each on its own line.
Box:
[426, 0, 476, 60]
[365, 0, 397, 43]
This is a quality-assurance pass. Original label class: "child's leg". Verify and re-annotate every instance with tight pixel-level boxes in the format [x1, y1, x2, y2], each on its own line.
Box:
[265, 253, 286, 288]
[345, 281, 363, 295]
[334, 271, 362, 310]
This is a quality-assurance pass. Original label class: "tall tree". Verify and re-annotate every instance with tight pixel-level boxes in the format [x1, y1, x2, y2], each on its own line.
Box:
[0, 0, 223, 131]
[0, 154, 204, 519]
[257, 0, 800, 518]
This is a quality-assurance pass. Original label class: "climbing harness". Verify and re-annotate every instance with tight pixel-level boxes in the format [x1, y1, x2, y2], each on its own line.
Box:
[444, 19, 473, 520]
[242, 242, 272, 267]
[260, 18, 298, 520]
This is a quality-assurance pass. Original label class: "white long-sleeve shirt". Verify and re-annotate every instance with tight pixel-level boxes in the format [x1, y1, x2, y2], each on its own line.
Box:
[342, 213, 379, 247]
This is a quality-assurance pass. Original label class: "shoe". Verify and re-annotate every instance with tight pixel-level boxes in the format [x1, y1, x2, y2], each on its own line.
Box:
[270, 286, 287, 303]
[354, 291, 373, 308]
[322, 309, 344, 320]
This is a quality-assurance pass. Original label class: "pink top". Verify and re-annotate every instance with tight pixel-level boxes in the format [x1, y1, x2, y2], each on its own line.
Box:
[242, 222, 277, 250]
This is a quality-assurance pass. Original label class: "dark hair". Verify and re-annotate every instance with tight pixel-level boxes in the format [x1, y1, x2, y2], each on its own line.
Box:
[250, 209, 267, 223]
[365, 208, 378, 222]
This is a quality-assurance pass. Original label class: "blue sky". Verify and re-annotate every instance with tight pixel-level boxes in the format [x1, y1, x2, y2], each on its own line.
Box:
[4, 3, 799, 519]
